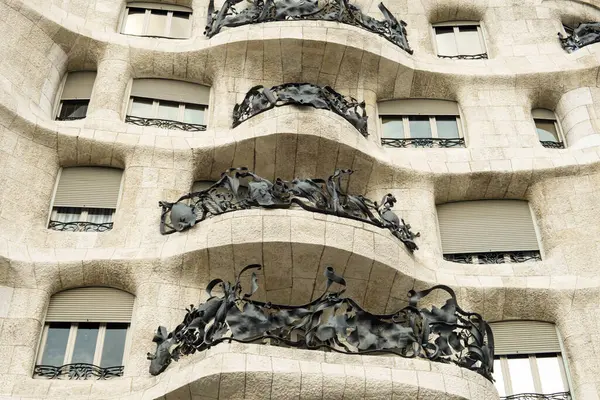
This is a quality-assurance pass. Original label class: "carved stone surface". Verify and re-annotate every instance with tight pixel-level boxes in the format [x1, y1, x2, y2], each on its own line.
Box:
[125, 115, 207, 132]
[382, 137, 465, 148]
[159, 167, 419, 251]
[33, 363, 123, 380]
[205, 0, 412, 53]
[147, 264, 495, 380]
[559, 23, 600, 52]
[48, 221, 114, 232]
[232, 83, 369, 137]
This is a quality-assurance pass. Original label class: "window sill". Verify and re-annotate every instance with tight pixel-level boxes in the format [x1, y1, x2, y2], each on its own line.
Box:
[500, 392, 571, 400]
[48, 221, 114, 232]
[540, 141, 565, 149]
[34, 364, 123, 380]
[438, 53, 488, 60]
[125, 115, 207, 131]
[444, 251, 541, 264]
[120, 33, 190, 40]
[382, 137, 465, 148]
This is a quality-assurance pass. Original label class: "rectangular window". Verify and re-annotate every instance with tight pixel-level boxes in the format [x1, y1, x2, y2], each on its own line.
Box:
[57, 100, 89, 121]
[57, 71, 96, 121]
[381, 115, 463, 148]
[535, 119, 560, 143]
[121, 4, 192, 39]
[128, 96, 207, 126]
[433, 23, 487, 59]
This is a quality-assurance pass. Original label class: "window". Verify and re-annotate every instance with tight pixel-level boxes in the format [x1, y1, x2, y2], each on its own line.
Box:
[433, 22, 487, 59]
[126, 79, 210, 131]
[56, 72, 96, 121]
[121, 3, 192, 39]
[379, 99, 464, 148]
[491, 321, 571, 399]
[49, 167, 123, 232]
[532, 109, 565, 149]
[437, 200, 541, 264]
[35, 287, 134, 380]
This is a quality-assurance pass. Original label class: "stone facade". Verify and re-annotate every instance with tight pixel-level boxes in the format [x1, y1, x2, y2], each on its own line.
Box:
[1, 0, 600, 398]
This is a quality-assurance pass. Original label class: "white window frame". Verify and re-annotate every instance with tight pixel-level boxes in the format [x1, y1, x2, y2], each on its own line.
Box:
[50, 207, 116, 224]
[379, 115, 464, 140]
[55, 100, 90, 121]
[127, 97, 207, 125]
[432, 21, 488, 58]
[533, 117, 565, 145]
[36, 322, 131, 369]
[494, 354, 570, 396]
[120, 3, 192, 38]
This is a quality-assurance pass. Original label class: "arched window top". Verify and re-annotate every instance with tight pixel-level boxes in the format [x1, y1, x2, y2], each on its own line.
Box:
[532, 108, 557, 120]
[47, 286, 134, 323]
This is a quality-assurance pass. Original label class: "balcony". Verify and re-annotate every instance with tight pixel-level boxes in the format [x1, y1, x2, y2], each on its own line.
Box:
[33, 363, 123, 380]
[501, 392, 571, 400]
[48, 220, 114, 232]
[125, 115, 207, 132]
[382, 137, 465, 148]
[444, 251, 541, 264]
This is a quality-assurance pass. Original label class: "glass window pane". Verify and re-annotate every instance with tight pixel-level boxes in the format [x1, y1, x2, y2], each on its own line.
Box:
[408, 116, 432, 138]
[535, 120, 560, 142]
[493, 359, 506, 397]
[41, 323, 71, 366]
[435, 27, 458, 56]
[457, 26, 484, 55]
[157, 100, 180, 121]
[436, 116, 460, 138]
[147, 10, 168, 37]
[54, 207, 82, 223]
[122, 8, 146, 35]
[170, 12, 191, 38]
[58, 100, 89, 120]
[381, 117, 404, 139]
[130, 98, 154, 118]
[183, 104, 206, 125]
[537, 356, 567, 394]
[508, 357, 536, 395]
[100, 323, 128, 368]
[87, 209, 114, 224]
[71, 323, 99, 364]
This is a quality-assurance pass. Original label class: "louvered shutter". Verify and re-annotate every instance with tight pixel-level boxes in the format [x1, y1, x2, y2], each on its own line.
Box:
[491, 321, 561, 355]
[131, 79, 210, 105]
[46, 287, 134, 323]
[379, 99, 459, 116]
[532, 109, 556, 120]
[61, 71, 96, 100]
[128, 1, 191, 12]
[437, 200, 539, 254]
[53, 167, 123, 209]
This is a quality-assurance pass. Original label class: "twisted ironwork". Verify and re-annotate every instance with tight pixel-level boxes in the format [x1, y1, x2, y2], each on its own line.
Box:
[438, 53, 488, 60]
[159, 167, 419, 251]
[540, 141, 565, 149]
[382, 137, 465, 148]
[501, 392, 571, 400]
[559, 23, 600, 52]
[33, 363, 123, 380]
[232, 83, 368, 136]
[147, 264, 495, 381]
[125, 115, 207, 132]
[205, 0, 412, 53]
[444, 251, 542, 264]
[48, 220, 114, 232]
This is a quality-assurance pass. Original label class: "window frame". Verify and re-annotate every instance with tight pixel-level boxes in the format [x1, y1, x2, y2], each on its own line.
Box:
[380, 114, 464, 140]
[532, 110, 565, 147]
[127, 96, 207, 125]
[494, 353, 570, 396]
[120, 3, 192, 39]
[432, 21, 488, 58]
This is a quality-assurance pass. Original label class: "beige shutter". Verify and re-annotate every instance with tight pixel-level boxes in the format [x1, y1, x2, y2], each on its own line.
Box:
[437, 200, 539, 254]
[128, 1, 191, 12]
[532, 108, 556, 120]
[131, 79, 210, 105]
[53, 167, 123, 209]
[491, 321, 561, 355]
[379, 99, 459, 116]
[46, 287, 134, 323]
[61, 71, 97, 100]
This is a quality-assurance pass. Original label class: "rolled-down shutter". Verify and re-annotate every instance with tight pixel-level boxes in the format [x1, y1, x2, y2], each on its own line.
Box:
[379, 99, 459, 116]
[46, 287, 134, 323]
[131, 79, 210, 105]
[532, 108, 556, 120]
[127, 1, 192, 12]
[53, 167, 123, 209]
[491, 321, 561, 355]
[437, 200, 539, 254]
[61, 71, 97, 100]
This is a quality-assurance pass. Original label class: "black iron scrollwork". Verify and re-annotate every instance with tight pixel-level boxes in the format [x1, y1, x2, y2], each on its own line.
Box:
[540, 141, 565, 149]
[501, 393, 571, 400]
[232, 83, 368, 137]
[438, 54, 488, 60]
[125, 115, 207, 132]
[444, 251, 541, 264]
[205, 0, 412, 54]
[147, 264, 495, 381]
[382, 137, 465, 148]
[48, 221, 114, 232]
[33, 364, 123, 380]
[559, 23, 600, 52]
[55, 116, 86, 121]
[159, 167, 419, 251]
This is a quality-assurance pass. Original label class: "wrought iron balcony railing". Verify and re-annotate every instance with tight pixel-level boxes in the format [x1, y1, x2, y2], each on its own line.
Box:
[125, 115, 207, 131]
[147, 264, 495, 381]
[48, 220, 114, 232]
[438, 53, 488, 60]
[501, 392, 571, 400]
[382, 137, 465, 148]
[444, 251, 542, 264]
[34, 364, 123, 380]
[559, 23, 600, 52]
[540, 141, 565, 149]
